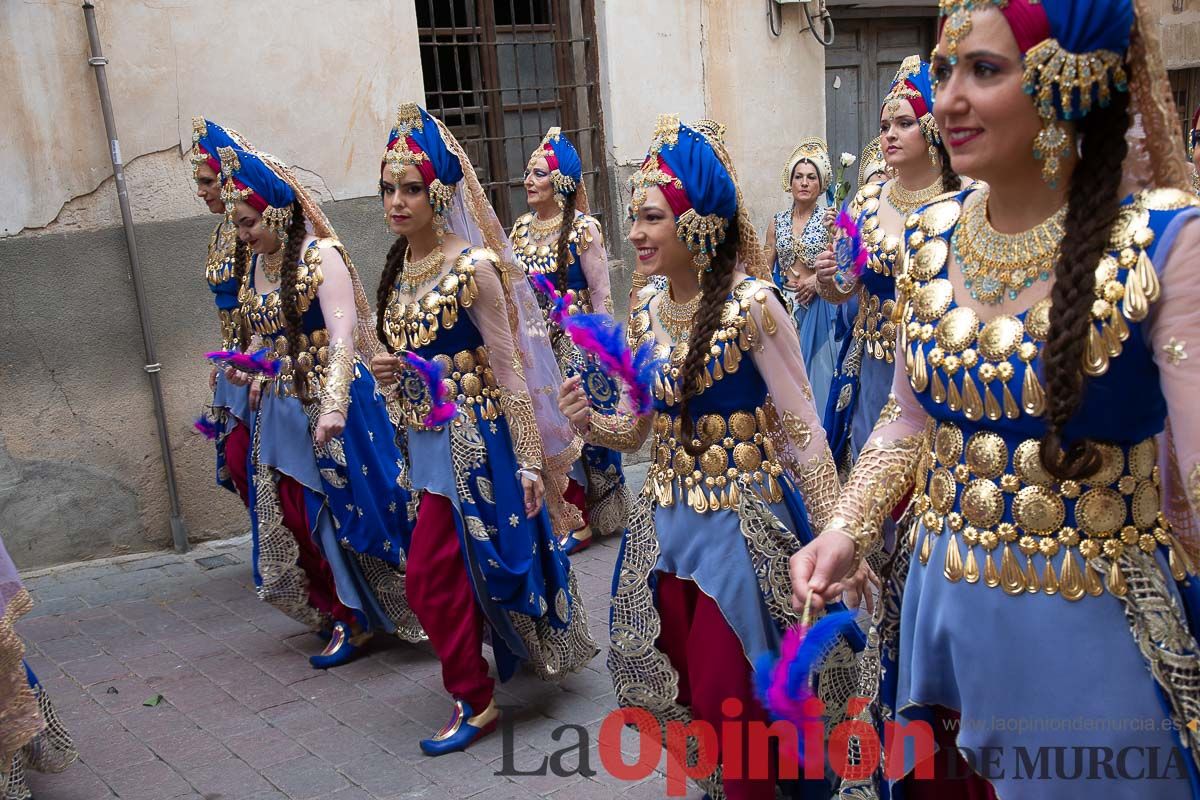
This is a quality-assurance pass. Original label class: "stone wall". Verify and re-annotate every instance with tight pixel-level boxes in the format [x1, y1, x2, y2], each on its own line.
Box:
[0, 197, 395, 569]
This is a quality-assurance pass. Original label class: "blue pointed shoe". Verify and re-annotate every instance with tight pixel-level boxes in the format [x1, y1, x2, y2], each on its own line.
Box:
[561, 525, 593, 556]
[308, 622, 366, 669]
[419, 698, 499, 756]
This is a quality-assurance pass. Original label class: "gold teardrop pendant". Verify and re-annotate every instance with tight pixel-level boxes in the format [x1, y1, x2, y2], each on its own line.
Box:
[1059, 550, 1084, 601]
[983, 382, 1001, 422]
[931, 370, 947, 405]
[1002, 383, 1020, 420]
[963, 545, 980, 584]
[984, 551, 1000, 588]
[944, 531, 964, 582]
[962, 374, 983, 422]
[1022, 367, 1045, 416]
[1001, 546, 1026, 595]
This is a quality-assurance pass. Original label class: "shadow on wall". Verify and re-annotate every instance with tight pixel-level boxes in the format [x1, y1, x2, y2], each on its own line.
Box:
[0, 434, 140, 570]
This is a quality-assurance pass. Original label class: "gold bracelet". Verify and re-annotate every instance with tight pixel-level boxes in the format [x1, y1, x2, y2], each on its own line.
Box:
[319, 341, 354, 417]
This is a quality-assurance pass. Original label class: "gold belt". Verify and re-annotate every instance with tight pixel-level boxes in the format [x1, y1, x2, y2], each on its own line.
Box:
[853, 294, 897, 363]
[261, 330, 336, 399]
[399, 346, 501, 431]
[912, 420, 1192, 600]
[645, 409, 786, 513]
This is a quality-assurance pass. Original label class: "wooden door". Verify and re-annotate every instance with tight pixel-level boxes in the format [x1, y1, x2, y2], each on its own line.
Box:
[825, 14, 935, 195]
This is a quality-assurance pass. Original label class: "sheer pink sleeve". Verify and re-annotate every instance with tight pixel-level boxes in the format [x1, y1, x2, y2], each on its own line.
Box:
[1147, 214, 1200, 543]
[744, 284, 840, 530]
[576, 218, 613, 316]
[464, 255, 545, 470]
[314, 242, 359, 417]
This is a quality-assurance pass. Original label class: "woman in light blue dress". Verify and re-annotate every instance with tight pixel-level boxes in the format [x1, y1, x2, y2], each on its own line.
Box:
[764, 138, 838, 416]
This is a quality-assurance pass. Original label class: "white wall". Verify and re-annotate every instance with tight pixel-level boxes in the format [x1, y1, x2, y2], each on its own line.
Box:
[1, 0, 424, 238]
[596, 0, 827, 234]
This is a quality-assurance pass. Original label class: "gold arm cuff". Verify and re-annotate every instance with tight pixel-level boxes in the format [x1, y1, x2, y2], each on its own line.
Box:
[829, 430, 927, 564]
[795, 447, 840, 533]
[318, 341, 353, 417]
[586, 408, 651, 452]
[499, 391, 543, 470]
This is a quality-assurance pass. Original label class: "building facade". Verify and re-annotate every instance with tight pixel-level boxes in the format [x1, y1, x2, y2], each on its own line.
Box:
[0, 0, 830, 567]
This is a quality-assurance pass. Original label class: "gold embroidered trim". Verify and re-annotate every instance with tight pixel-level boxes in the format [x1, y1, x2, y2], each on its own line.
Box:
[499, 391, 543, 471]
[0, 589, 40, 767]
[586, 410, 652, 452]
[318, 341, 353, 417]
[794, 448, 841, 534]
[606, 494, 725, 799]
[250, 424, 329, 630]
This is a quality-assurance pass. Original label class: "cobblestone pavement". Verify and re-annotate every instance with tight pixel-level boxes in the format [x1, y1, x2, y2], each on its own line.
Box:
[16, 467, 711, 799]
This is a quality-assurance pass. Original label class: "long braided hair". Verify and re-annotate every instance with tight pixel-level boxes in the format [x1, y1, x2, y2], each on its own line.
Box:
[275, 200, 314, 403]
[233, 236, 252, 351]
[375, 235, 408, 350]
[934, 139, 963, 193]
[677, 222, 741, 458]
[552, 190, 579, 295]
[1038, 89, 1131, 480]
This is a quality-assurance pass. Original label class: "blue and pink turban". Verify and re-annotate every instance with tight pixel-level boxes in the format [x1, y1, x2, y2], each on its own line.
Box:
[381, 102, 463, 216]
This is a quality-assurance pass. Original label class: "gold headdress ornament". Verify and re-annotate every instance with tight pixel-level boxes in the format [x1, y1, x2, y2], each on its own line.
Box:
[628, 113, 684, 219]
[189, 117, 210, 180]
[859, 135, 888, 186]
[935, 0, 1148, 187]
[383, 101, 457, 228]
[780, 137, 832, 192]
[526, 126, 591, 212]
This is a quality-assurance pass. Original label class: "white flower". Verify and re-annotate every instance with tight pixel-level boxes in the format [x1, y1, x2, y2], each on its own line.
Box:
[840, 152, 857, 168]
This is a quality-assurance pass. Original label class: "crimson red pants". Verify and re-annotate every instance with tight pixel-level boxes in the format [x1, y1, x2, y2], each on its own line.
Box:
[902, 707, 998, 800]
[405, 492, 494, 711]
[276, 475, 355, 627]
[655, 572, 776, 800]
[222, 422, 253, 507]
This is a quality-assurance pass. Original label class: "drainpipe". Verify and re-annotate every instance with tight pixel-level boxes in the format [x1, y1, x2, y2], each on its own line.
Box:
[82, 1, 189, 554]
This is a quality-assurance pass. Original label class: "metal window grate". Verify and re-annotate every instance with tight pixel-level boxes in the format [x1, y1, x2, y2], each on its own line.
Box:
[416, 0, 611, 235]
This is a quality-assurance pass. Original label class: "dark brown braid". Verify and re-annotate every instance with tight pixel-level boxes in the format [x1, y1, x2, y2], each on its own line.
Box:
[276, 200, 314, 404]
[1039, 89, 1131, 480]
[233, 236, 252, 351]
[375, 236, 408, 351]
[934, 139, 963, 193]
[553, 190, 578, 295]
[678, 222, 741, 457]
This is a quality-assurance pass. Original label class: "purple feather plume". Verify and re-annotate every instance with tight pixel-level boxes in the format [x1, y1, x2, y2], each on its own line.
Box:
[529, 278, 663, 417]
[755, 609, 861, 756]
[206, 347, 280, 377]
[561, 314, 662, 417]
[530, 273, 573, 328]
[834, 204, 869, 278]
[193, 414, 223, 440]
[403, 351, 458, 427]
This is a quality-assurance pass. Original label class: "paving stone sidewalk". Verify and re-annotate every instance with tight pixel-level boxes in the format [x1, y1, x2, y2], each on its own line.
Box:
[16, 467, 708, 800]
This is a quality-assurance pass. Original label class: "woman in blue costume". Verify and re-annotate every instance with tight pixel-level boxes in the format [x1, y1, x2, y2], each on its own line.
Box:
[818, 58, 963, 473]
[559, 115, 852, 800]
[189, 118, 254, 507]
[1, 534, 77, 798]
[224, 146, 423, 668]
[764, 138, 838, 416]
[512, 127, 630, 554]
[369, 103, 597, 756]
[791, 0, 1200, 797]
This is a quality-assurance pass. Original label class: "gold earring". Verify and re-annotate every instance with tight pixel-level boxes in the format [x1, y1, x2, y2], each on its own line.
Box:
[1033, 120, 1071, 188]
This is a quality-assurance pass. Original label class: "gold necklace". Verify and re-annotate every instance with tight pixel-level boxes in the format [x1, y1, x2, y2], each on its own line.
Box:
[886, 179, 944, 217]
[952, 189, 1065, 305]
[400, 246, 446, 293]
[656, 290, 701, 342]
[528, 211, 564, 240]
[262, 247, 285, 283]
